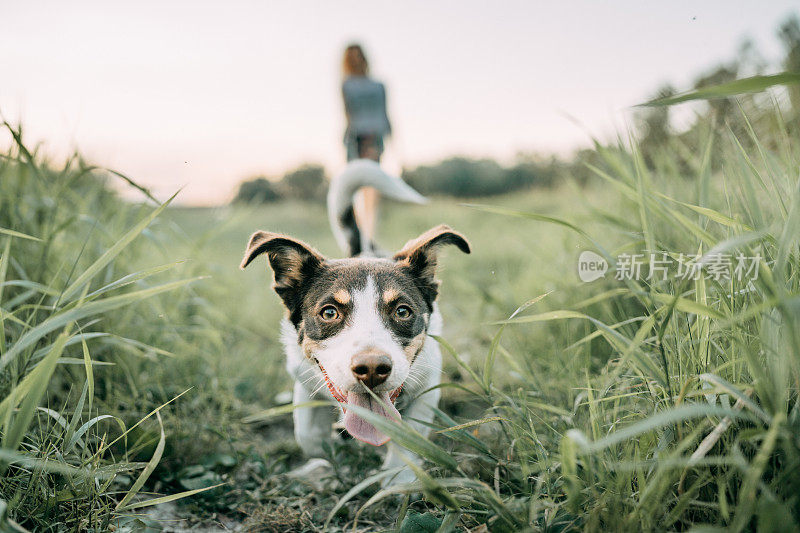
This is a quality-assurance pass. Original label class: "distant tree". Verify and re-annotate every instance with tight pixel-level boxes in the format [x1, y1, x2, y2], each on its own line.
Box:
[637, 84, 677, 166]
[278, 164, 326, 201]
[232, 164, 326, 205]
[568, 149, 605, 186]
[506, 153, 561, 189]
[778, 15, 800, 111]
[232, 177, 281, 204]
[402, 155, 567, 197]
[693, 62, 739, 126]
[403, 158, 508, 197]
[736, 38, 766, 77]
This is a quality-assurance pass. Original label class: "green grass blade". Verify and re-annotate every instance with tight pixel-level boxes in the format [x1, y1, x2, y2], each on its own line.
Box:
[242, 401, 333, 424]
[117, 483, 227, 511]
[0, 238, 9, 353]
[731, 413, 785, 531]
[115, 412, 166, 510]
[81, 336, 94, 414]
[484, 293, 550, 392]
[324, 467, 404, 529]
[82, 261, 185, 302]
[344, 401, 458, 470]
[640, 72, 800, 106]
[572, 404, 759, 455]
[1, 330, 69, 455]
[59, 191, 179, 303]
[699, 373, 770, 424]
[0, 228, 41, 242]
[464, 203, 614, 261]
[0, 277, 201, 371]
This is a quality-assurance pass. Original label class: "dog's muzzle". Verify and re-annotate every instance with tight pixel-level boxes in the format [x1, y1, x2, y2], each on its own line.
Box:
[315, 353, 403, 447]
[350, 351, 392, 389]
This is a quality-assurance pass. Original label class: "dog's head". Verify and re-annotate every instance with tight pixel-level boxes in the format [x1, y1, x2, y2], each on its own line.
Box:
[241, 225, 470, 445]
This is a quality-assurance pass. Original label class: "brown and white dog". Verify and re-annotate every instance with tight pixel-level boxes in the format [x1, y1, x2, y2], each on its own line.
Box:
[240, 160, 469, 483]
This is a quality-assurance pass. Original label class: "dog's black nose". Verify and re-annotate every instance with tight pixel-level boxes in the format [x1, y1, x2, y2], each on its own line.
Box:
[351, 352, 392, 389]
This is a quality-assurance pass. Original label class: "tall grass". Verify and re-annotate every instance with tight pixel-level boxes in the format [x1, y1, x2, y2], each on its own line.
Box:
[0, 123, 226, 530]
[317, 104, 800, 531]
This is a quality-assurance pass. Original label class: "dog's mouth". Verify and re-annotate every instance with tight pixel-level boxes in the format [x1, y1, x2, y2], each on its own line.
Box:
[317, 361, 402, 446]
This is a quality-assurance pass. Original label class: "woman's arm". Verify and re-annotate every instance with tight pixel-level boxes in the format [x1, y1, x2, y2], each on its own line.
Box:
[381, 83, 392, 136]
[342, 84, 352, 123]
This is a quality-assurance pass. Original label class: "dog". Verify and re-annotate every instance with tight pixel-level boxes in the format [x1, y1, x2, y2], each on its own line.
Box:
[240, 159, 470, 483]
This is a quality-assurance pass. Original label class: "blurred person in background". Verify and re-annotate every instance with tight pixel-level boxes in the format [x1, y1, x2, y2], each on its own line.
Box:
[341, 43, 392, 248]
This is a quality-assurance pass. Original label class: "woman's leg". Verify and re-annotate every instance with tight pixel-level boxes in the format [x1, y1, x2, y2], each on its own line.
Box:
[354, 135, 381, 250]
[356, 187, 379, 247]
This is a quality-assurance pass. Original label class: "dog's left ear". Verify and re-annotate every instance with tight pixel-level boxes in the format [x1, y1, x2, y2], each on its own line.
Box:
[241, 231, 324, 320]
[393, 225, 470, 306]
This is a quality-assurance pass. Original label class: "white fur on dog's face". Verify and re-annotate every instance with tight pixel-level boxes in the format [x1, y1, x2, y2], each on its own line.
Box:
[312, 275, 411, 394]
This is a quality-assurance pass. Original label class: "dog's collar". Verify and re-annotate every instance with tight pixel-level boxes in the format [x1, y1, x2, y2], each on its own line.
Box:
[316, 361, 402, 406]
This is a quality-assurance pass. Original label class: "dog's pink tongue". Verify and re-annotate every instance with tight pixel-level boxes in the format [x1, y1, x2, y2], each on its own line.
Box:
[343, 390, 401, 446]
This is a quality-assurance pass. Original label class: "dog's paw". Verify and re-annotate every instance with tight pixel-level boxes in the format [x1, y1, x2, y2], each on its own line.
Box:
[287, 457, 332, 491]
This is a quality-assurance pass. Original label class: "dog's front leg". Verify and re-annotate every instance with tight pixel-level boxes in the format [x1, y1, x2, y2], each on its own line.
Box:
[292, 381, 337, 458]
[382, 386, 441, 486]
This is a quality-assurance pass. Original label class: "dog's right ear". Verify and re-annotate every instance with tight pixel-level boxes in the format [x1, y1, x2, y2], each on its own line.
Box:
[241, 231, 324, 319]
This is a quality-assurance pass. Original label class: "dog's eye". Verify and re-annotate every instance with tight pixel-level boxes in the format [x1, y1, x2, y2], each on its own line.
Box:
[319, 305, 339, 321]
[395, 305, 413, 320]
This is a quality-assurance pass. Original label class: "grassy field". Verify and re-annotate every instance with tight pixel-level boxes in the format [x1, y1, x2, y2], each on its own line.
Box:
[1, 97, 800, 532]
[161, 182, 592, 400]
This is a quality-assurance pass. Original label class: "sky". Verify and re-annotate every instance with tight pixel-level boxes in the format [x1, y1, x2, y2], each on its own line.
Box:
[1, 1, 797, 205]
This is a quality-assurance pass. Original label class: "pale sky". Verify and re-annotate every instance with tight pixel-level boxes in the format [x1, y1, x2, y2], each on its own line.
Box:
[2, 1, 796, 204]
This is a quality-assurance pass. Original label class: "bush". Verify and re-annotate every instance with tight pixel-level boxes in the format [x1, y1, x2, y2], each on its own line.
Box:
[232, 164, 327, 205]
[233, 176, 281, 204]
[403, 156, 564, 197]
[278, 164, 326, 201]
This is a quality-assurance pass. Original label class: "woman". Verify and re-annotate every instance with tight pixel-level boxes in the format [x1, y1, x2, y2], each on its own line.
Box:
[341, 43, 392, 249]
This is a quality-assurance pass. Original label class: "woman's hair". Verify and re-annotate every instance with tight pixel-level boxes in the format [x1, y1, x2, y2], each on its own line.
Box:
[343, 44, 369, 77]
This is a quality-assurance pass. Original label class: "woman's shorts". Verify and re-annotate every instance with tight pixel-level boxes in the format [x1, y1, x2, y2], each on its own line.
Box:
[346, 134, 384, 162]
